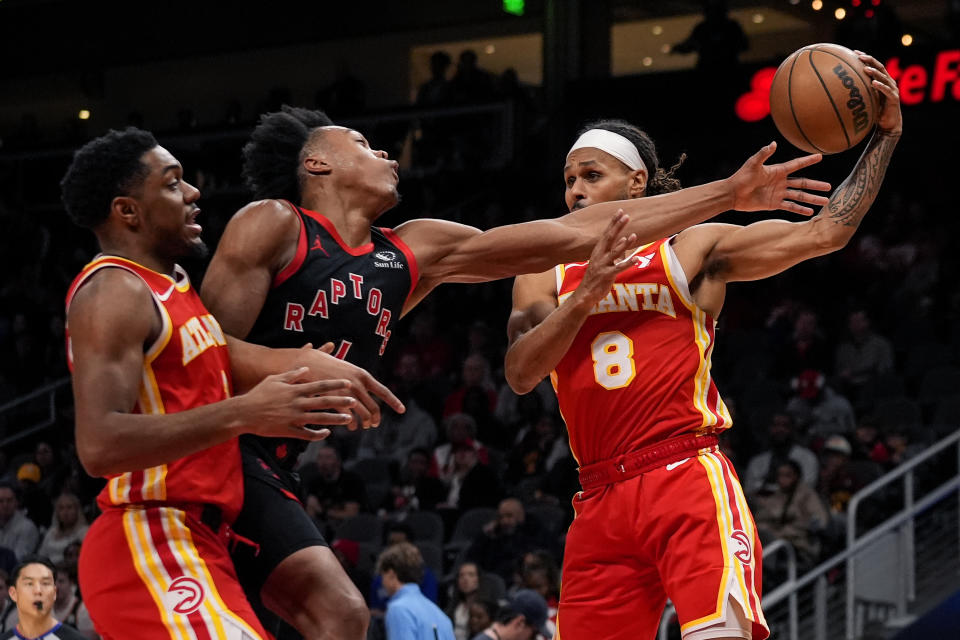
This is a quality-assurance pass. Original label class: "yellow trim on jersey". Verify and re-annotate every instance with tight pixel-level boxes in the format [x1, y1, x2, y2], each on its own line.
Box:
[660, 243, 719, 431]
[165, 509, 266, 640]
[123, 509, 192, 640]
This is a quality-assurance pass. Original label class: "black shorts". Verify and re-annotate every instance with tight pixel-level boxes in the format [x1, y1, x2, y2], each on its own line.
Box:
[231, 439, 328, 599]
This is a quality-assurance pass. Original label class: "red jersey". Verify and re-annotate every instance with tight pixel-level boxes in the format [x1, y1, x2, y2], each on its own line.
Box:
[552, 237, 732, 466]
[65, 256, 243, 521]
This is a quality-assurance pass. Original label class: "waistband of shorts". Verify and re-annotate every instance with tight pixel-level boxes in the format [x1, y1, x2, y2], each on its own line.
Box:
[577, 434, 719, 490]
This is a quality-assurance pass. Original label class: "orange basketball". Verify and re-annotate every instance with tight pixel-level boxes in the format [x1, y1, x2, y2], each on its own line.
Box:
[769, 43, 878, 154]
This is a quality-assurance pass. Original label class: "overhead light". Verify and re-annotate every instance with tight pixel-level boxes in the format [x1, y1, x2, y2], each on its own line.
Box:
[660, 43, 671, 54]
[852, 0, 861, 6]
[484, 44, 496, 54]
[642, 57, 653, 67]
[812, 0, 823, 11]
[865, 9, 874, 17]
[789, 0, 800, 4]
[78, 109, 91, 120]
[901, 34, 913, 46]
[752, 13, 764, 24]
[835, 7, 846, 19]
[652, 25, 663, 36]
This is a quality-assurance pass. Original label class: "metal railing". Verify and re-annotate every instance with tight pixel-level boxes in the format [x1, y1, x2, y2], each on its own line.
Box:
[759, 428, 960, 640]
[0, 377, 70, 448]
[658, 538, 797, 640]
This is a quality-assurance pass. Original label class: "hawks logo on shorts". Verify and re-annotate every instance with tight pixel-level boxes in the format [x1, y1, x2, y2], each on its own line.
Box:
[730, 530, 753, 564]
[167, 576, 205, 615]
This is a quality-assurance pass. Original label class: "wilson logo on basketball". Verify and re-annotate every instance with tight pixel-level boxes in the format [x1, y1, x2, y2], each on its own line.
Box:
[730, 530, 752, 564]
[167, 576, 205, 615]
[832, 64, 870, 133]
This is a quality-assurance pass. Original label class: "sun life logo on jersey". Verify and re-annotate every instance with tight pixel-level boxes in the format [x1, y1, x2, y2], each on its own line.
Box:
[167, 576, 205, 615]
[730, 530, 752, 564]
[373, 250, 404, 269]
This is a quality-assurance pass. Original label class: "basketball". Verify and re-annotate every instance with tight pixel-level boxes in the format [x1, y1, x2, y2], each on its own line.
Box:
[769, 43, 878, 154]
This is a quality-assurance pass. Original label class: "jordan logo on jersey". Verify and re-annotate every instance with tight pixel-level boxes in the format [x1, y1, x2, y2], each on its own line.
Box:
[310, 234, 329, 256]
[181, 314, 227, 365]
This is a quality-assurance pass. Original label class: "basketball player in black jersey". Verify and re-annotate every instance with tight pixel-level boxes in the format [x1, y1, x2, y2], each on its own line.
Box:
[200, 106, 832, 638]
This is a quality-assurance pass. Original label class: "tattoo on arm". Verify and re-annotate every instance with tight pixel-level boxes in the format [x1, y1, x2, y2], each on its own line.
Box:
[826, 132, 899, 228]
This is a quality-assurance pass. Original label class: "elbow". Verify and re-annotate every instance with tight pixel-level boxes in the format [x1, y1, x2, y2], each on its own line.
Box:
[77, 436, 116, 478]
[504, 359, 540, 396]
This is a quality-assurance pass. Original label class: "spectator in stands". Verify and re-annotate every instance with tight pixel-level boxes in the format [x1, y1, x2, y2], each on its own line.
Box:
[446, 562, 493, 640]
[51, 565, 94, 638]
[835, 309, 894, 392]
[315, 62, 366, 117]
[785, 369, 856, 441]
[851, 414, 891, 466]
[378, 542, 454, 640]
[2, 556, 84, 639]
[383, 448, 447, 515]
[883, 424, 925, 471]
[0, 482, 38, 562]
[771, 309, 831, 381]
[14, 465, 52, 531]
[470, 589, 551, 640]
[672, 0, 748, 74]
[306, 445, 368, 527]
[817, 435, 881, 516]
[60, 544, 81, 575]
[433, 414, 489, 484]
[517, 552, 559, 635]
[330, 539, 372, 609]
[37, 494, 87, 565]
[357, 382, 438, 465]
[744, 412, 818, 496]
[370, 523, 439, 616]
[444, 355, 498, 419]
[0, 569, 14, 632]
[751, 460, 830, 568]
[437, 442, 501, 514]
[510, 412, 567, 475]
[467, 600, 497, 639]
[466, 499, 552, 584]
[414, 51, 454, 167]
[449, 50, 496, 106]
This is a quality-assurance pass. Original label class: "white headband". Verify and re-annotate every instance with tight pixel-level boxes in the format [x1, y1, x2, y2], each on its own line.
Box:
[567, 129, 648, 174]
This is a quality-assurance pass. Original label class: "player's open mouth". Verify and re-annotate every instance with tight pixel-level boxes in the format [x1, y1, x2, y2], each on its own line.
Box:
[186, 208, 202, 234]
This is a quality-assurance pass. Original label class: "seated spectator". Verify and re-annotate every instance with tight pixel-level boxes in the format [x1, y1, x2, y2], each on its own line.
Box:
[772, 309, 832, 381]
[835, 309, 894, 394]
[883, 425, 925, 471]
[357, 384, 438, 464]
[817, 435, 882, 517]
[433, 414, 489, 483]
[467, 599, 498, 639]
[744, 412, 818, 497]
[38, 494, 88, 565]
[444, 355, 499, 419]
[438, 443, 502, 513]
[378, 543, 454, 640]
[330, 539, 373, 607]
[16, 464, 52, 530]
[52, 564, 94, 638]
[370, 523, 439, 617]
[466, 499, 553, 584]
[446, 562, 500, 640]
[785, 370, 856, 441]
[510, 412, 567, 475]
[851, 414, 891, 466]
[305, 445, 368, 527]
[751, 460, 830, 568]
[471, 589, 551, 640]
[0, 568, 15, 633]
[517, 552, 559, 635]
[495, 382, 557, 438]
[0, 482, 38, 562]
[383, 448, 447, 515]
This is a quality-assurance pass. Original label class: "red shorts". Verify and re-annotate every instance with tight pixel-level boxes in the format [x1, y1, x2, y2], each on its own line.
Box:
[557, 447, 768, 640]
[79, 506, 271, 640]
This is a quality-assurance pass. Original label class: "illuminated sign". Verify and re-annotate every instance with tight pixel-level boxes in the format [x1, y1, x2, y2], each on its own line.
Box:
[736, 49, 960, 121]
[503, 0, 525, 16]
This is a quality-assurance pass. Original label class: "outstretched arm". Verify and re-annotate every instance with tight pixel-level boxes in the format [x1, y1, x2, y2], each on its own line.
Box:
[505, 214, 640, 394]
[396, 144, 831, 299]
[679, 52, 902, 285]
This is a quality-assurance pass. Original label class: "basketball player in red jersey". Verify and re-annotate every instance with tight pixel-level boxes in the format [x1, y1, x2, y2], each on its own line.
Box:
[199, 107, 832, 638]
[504, 53, 901, 640]
[60, 128, 398, 640]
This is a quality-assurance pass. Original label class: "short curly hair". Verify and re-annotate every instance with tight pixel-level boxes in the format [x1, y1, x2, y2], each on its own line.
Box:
[242, 105, 334, 202]
[60, 127, 158, 229]
[578, 119, 685, 196]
